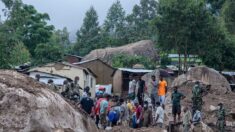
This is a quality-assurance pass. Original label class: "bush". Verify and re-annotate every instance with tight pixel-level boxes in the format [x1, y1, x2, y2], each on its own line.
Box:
[112, 54, 156, 69]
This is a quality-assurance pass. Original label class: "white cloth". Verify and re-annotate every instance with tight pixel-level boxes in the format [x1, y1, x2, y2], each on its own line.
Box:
[155, 106, 164, 123]
[128, 80, 136, 94]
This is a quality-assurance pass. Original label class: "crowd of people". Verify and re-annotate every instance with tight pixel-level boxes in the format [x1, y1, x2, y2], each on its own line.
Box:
[35, 74, 226, 131]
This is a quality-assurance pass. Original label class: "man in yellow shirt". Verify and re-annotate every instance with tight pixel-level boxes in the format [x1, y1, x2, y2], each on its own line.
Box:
[158, 76, 167, 108]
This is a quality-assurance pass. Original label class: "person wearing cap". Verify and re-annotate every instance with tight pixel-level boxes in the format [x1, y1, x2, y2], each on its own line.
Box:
[48, 79, 59, 92]
[99, 94, 110, 129]
[142, 101, 153, 127]
[94, 94, 105, 128]
[192, 81, 203, 115]
[217, 103, 226, 132]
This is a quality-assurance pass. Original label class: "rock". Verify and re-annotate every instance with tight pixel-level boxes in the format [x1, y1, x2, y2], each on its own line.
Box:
[209, 105, 218, 112]
[170, 66, 235, 131]
[82, 40, 158, 65]
[172, 66, 231, 92]
[0, 70, 98, 132]
[142, 69, 160, 94]
[105, 126, 166, 132]
[142, 69, 173, 94]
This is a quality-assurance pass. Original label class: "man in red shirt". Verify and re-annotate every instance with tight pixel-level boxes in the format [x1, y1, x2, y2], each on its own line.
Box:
[94, 94, 105, 128]
[134, 100, 143, 128]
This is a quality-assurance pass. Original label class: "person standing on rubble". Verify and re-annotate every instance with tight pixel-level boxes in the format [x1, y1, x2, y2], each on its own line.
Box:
[150, 75, 158, 110]
[120, 98, 129, 126]
[217, 103, 226, 132]
[155, 102, 164, 128]
[183, 106, 192, 132]
[128, 74, 137, 100]
[69, 76, 82, 102]
[158, 76, 167, 109]
[137, 76, 145, 106]
[192, 81, 203, 115]
[192, 109, 202, 131]
[48, 79, 59, 92]
[171, 86, 185, 124]
[80, 92, 94, 115]
[100, 94, 110, 129]
[35, 74, 40, 81]
[61, 79, 71, 98]
[74, 76, 81, 96]
[142, 101, 153, 127]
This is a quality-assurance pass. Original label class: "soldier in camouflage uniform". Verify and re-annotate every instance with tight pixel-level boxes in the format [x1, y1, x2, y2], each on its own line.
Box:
[217, 103, 226, 132]
[69, 76, 81, 102]
[48, 79, 59, 92]
[61, 80, 71, 98]
[192, 81, 203, 115]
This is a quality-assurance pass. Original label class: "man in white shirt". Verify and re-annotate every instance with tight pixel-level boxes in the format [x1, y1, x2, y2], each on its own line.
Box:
[155, 102, 164, 128]
[128, 74, 137, 100]
[183, 106, 192, 132]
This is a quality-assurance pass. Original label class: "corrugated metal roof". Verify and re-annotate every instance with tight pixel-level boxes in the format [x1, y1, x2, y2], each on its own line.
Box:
[168, 54, 198, 58]
[118, 68, 153, 73]
[222, 71, 235, 76]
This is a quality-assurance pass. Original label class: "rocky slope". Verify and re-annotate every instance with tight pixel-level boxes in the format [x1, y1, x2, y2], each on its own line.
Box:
[82, 40, 158, 64]
[0, 70, 98, 132]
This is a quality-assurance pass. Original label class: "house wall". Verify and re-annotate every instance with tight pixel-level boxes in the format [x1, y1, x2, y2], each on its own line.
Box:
[78, 60, 114, 85]
[29, 72, 67, 85]
[29, 71, 96, 97]
[112, 70, 122, 96]
[30, 63, 96, 90]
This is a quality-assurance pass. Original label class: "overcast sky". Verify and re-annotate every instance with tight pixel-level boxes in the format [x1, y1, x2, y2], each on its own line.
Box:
[0, 0, 139, 32]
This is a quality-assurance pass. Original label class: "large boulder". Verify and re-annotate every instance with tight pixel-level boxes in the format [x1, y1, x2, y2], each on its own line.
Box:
[169, 66, 235, 131]
[172, 66, 231, 93]
[142, 69, 173, 94]
[0, 70, 98, 132]
[82, 40, 158, 64]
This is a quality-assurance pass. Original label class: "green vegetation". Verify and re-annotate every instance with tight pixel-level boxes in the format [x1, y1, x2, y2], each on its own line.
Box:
[0, 0, 68, 68]
[73, 0, 158, 56]
[0, 0, 235, 71]
[155, 0, 235, 71]
[112, 54, 156, 69]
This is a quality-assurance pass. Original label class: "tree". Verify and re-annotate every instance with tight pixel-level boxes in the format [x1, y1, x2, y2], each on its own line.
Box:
[0, 21, 20, 68]
[126, 0, 158, 42]
[74, 6, 100, 56]
[101, 0, 127, 47]
[221, 0, 235, 35]
[155, 0, 215, 72]
[34, 43, 63, 65]
[112, 54, 156, 69]
[2, 0, 54, 56]
[9, 42, 31, 67]
[155, 0, 235, 71]
[51, 27, 71, 49]
[206, 0, 226, 14]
